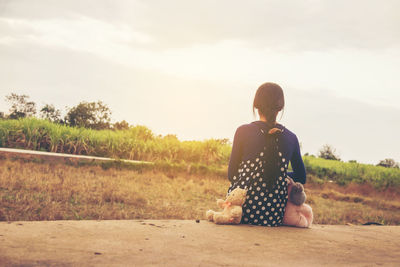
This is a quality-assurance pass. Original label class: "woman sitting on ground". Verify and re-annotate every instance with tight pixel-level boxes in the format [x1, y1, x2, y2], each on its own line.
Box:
[227, 82, 306, 226]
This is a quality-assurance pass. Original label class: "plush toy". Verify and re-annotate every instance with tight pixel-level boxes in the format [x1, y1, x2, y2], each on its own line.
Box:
[206, 187, 247, 224]
[283, 177, 313, 228]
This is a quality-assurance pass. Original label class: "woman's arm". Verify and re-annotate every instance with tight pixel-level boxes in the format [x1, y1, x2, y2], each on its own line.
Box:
[287, 136, 306, 184]
[228, 126, 244, 183]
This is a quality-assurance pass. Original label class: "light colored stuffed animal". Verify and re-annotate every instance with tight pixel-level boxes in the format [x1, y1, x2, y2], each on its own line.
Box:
[206, 187, 247, 224]
[283, 177, 313, 228]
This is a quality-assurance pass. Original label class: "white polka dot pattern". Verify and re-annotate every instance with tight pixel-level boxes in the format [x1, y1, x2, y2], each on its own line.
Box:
[228, 145, 289, 227]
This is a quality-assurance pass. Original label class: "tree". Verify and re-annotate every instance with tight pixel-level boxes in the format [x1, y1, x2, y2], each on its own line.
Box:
[40, 104, 61, 123]
[377, 158, 399, 168]
[318, 144, 341, 161]
[5, 93, 36, 119]
[65, 101, 112, 130]
[113, 120, 130, 130]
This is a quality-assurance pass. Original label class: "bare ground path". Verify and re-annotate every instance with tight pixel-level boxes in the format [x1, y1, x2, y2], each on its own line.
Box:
[0, 147, 153, 165]
[0, 220, 399, 266]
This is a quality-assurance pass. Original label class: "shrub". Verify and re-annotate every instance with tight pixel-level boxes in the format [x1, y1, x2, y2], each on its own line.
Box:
[318, 144, 341, 161]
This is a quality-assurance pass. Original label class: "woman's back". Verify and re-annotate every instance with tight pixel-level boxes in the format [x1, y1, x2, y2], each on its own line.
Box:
[227, 121, 306, 226]
[228, 121, 306, 185]
[227, 82, 306, 226]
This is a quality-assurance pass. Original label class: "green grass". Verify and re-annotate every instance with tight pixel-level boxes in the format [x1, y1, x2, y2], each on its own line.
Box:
[0, 118, 231, 166]
[0, 117, 399, 191]
[304, 156, 400, 189]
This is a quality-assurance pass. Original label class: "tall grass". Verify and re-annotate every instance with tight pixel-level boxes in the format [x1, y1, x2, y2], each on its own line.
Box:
[0, 118, 231, 165]
[1, 159, 399, 224]
[0, 159, 228, 221]
[304, 156, 400, 189]
[1, 118, 399, 190]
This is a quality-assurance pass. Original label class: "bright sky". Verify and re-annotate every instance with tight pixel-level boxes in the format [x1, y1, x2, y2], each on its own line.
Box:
[0, 0, 399, 164]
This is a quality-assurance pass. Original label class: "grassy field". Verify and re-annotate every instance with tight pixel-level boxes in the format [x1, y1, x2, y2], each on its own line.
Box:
[1, 118, 399, 191]
[304, 156, 400, 189]
[1, 117, 399, 224]
[0, 118, 231, 165]
[1, 159, 399, 225]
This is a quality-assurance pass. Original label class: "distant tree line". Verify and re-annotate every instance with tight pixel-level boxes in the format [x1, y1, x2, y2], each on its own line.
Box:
[1, 93, 129, 130]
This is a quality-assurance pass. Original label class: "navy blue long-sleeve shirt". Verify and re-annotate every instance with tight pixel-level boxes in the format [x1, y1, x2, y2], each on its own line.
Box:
[228, 121, 306, 184]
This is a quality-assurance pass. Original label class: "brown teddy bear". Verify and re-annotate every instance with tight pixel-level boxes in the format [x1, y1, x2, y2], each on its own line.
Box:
[206, 187, 247, 224]
[283, 177, 313, 228]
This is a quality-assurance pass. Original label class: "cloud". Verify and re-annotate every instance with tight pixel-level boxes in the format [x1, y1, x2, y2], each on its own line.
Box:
[1, 0, 400, 51]
[135, 0, 400, 51]
[1, 14, 399, 110]
[1, 0, 399, 164]
[0, 16, 152, 47]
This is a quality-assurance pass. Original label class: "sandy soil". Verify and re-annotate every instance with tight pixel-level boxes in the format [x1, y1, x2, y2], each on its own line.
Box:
[0, 220, 399, 266]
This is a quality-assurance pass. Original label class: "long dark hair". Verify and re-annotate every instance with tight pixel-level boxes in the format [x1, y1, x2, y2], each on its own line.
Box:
[253, 82, 285, 191]
[253, 82, 285, 124]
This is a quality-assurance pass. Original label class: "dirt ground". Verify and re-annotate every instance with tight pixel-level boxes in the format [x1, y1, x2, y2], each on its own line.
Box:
[0, 220, 399, 266]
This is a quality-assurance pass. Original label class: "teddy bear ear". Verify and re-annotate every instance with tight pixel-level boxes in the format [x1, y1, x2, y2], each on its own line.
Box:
[298, 183, 304, 191]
